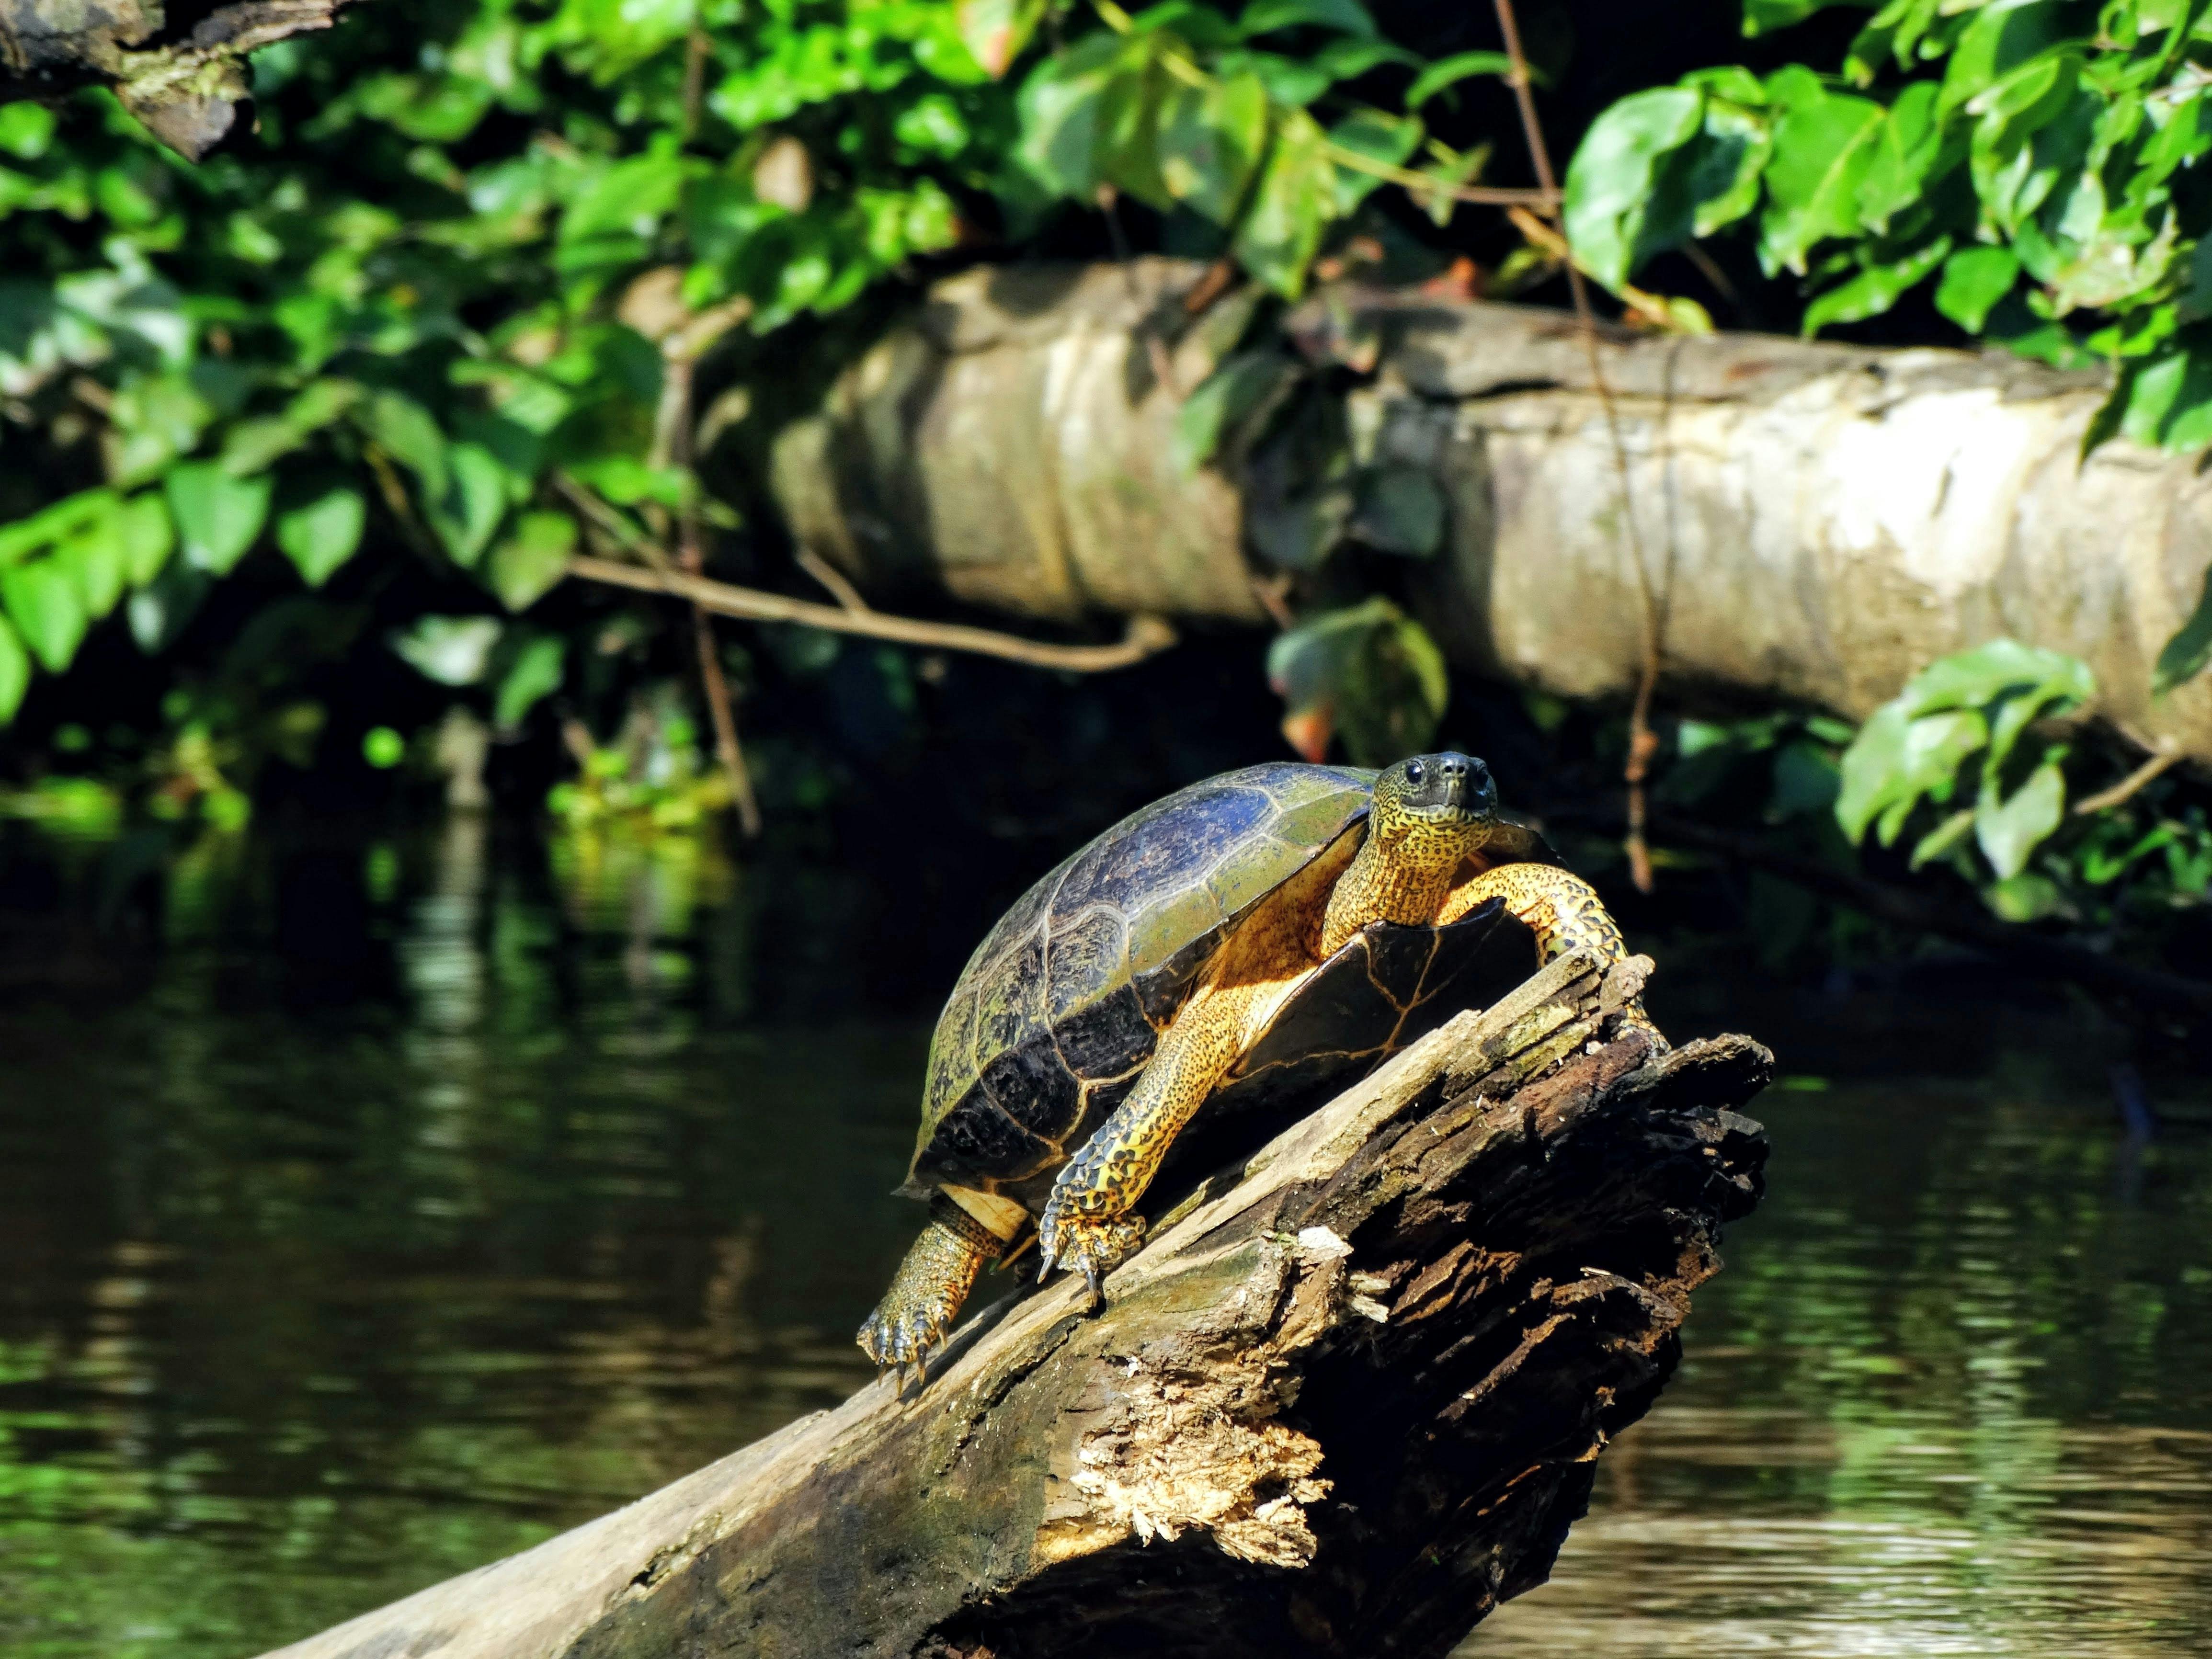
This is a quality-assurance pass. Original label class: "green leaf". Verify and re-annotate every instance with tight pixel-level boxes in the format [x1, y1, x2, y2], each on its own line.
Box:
[1350, 465, 1445, 556]
[0, 559, 88, 673]
[1854, 80, 1946, 233]
[1743, 0, 1861, 37]
[958, 0, 1048, 79]
[1240, 0, 1378, 38]
[1404, 51, 1516, 111]
[1984, 871, 2065, 921]
[1326, 108, 1422, 215]
[488, 512, 578, 612]
[1802, 236, 1950, 335]
[1975, 756, 2067, 879]
[0, 614, 27, 723]
[1157, 69, 1268, 225]
[115, 493, 173, 588]
[1935, 245, 2020, 332]
[1758, 80, 1885, 274]
[1015, 33, 1127, 198]
[355, 390, 450, 499]
[1266, 596, 1448, 765]
[1173, 351, 1299, 474]
[1909, 806, 1976, 870]
[2153, 562, 2212, 695]
[59, 517, 127, 620]
[1903, 638, 2095, 718]
[390, 615, 502, 686]
[493, 634, 567, 728]
[1234, 108, 1336, 296]
[1835, 701, 1987, 844]
[276, 488, 367, 589]
[428, 443, 511, 568]
[1562, 87, 1708, 290]
[165, 462, 273, 576]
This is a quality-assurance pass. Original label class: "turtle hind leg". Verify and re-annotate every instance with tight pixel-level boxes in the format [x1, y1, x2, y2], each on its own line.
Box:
[856, 1197, 1004, 1381]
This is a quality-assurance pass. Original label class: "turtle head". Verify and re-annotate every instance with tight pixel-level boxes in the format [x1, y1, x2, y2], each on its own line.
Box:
[1368, 752, 1497, 868]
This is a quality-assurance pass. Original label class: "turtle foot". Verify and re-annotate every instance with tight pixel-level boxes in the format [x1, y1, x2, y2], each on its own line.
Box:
[855, 1202, 1000, 1389]
[1036, 1212, 1147, 1310]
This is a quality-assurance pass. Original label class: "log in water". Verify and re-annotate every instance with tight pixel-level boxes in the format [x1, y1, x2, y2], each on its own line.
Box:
[262, 952, 1768, 1659]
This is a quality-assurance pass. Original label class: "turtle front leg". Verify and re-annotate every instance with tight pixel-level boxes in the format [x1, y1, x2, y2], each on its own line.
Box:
[1038, 979, 1256, 1307]
[1446, 864, 1667, 1048]
[856, 1196, 1004, 1382]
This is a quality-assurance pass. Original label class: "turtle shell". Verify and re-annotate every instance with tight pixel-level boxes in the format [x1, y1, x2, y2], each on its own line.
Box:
[902, 761, 1563, 1209]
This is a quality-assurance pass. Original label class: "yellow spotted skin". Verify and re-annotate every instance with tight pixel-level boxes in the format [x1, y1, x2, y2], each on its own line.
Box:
[857, 1197, 1004, 1376]
[862, 754, 1662, 1377]
[1036, 761, 1661, 1286]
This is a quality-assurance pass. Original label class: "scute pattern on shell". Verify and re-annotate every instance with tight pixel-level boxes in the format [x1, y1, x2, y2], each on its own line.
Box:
[907, 762, 1374, 1198]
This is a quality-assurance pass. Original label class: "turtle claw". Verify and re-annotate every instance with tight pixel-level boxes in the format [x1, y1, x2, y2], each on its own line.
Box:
[1034, 1208, 1147, 1311]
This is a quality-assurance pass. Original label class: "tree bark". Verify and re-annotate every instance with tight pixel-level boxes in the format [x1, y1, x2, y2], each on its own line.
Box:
[0, 2, 362, 158]
[259, 951, 1769, 1659]
[763, 259, 2212, 766]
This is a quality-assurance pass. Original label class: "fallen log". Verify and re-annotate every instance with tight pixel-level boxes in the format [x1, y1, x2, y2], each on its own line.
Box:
[261, 952, 1768, 1659]
[761, 259, 2212, 766]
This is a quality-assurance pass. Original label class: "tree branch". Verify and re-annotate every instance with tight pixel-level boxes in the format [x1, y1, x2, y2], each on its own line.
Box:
[567, 554, 1179, 674]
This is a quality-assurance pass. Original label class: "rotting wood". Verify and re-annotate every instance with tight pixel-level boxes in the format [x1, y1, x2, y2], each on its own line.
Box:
[0, 2, 366, 158]
[261, 954, 1768, 1659]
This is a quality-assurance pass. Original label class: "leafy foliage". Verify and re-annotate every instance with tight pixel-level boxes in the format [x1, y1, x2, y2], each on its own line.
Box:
[1562, 1, 2212, 451]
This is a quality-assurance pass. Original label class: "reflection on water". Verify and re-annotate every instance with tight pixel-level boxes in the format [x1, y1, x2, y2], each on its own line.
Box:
[0, 818, 2207, 1658]
[1471, 1082, 2212, 1657]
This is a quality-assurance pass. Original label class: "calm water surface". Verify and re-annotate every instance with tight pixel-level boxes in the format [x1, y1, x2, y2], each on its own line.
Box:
[1, 818, 2207, 1658]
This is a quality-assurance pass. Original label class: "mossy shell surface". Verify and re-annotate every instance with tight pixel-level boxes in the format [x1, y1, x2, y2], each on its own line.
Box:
[901, 761, 1558, 1210]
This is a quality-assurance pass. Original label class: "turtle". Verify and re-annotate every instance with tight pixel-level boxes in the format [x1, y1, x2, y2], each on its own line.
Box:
[856, 751, 1657, 1378]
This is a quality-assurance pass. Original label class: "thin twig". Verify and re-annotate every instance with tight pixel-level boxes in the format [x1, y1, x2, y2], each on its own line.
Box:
[1495, 0, 1664, 894]
[797, 546, 872, 614]
[682, 26, 709, 138]
[2074, 743, 2185, 816]
[569, 554, 1179, 672]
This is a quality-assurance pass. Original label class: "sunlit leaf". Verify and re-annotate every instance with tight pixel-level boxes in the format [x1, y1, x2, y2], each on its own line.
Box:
[1158, 70, 1268, 224]
[1405, 51, 1517, 111]
[958, 0, 1048, 80]
[0, 614, 26, 722]
[1562, 87, 1707, 290]
[493, 633, 567, 728]
[390, 615, 502, 686]
[1802, 236, 1950, 336]
[1975, 756, 2067, 879]
[165, 462, 272, 576]
[1233, 108, 1336, 296]
[1935, 246, 2019, 333]
[1266, 596, 1448, 766]
[1172, 351, 1300, 474]
[0, 558, 88, 673]
[488, 511, 578, 612]
[276, 487, 367, 589]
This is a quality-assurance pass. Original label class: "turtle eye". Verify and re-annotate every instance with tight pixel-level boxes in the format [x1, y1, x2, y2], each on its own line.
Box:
[1405, 760, 1425, 785]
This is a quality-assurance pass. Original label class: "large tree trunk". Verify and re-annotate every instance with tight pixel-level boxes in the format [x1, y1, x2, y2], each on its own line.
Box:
[0, 2, 361, 157]
[764, 259, 2212, 764]
[259, 951, 1768, 1659]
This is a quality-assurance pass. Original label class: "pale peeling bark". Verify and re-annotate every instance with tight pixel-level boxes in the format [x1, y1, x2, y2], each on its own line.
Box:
[0, 1, 362, 157]
[259, 952, 1768, 1659]
[766, 260, 2212, 765]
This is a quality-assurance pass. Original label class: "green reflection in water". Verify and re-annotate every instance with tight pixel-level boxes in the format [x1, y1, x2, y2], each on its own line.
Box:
[1469, 1084, 2212, 1656]
[0, 818, 2207, 1658]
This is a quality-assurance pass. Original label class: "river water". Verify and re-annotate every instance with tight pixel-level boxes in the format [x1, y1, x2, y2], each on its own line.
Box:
[1, 815, 2207, 1658]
